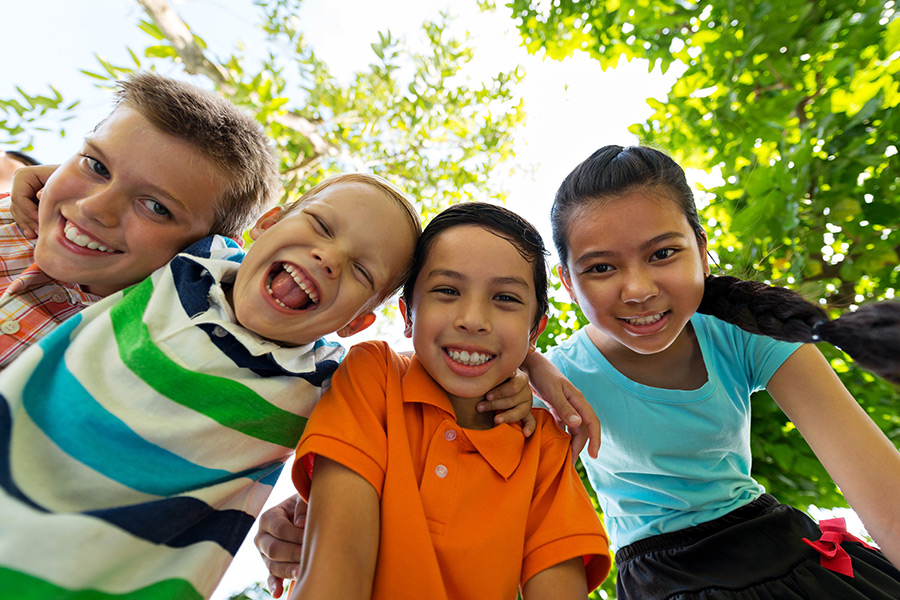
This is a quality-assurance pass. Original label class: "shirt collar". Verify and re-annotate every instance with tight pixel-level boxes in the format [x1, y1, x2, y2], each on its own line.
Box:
[190, 255, 343, 375]
[401, 356, 524, 480]
[3, 263, 101, 305]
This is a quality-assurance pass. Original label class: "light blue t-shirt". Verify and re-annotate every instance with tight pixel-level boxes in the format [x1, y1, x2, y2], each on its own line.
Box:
[548, 313, 801, 549]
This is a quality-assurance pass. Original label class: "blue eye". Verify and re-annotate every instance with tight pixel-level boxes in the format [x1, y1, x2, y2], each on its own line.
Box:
[139, 199, 172, 218]
[85, 156, 110, 178]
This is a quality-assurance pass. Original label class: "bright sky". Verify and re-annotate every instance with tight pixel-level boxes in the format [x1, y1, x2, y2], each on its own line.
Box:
[0, 0, 680, 596]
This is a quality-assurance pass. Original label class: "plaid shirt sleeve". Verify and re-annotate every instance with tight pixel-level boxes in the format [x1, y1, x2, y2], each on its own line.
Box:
[0, 195, 100, 370]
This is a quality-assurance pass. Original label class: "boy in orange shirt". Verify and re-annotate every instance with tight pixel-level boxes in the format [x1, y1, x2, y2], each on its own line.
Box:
[0, 70, 279, 368]
[291, 203, 611, 599]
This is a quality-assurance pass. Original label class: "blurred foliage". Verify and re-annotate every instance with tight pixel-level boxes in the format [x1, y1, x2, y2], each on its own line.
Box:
[512, 0, 900, 596]
[0, 86, 80, 151]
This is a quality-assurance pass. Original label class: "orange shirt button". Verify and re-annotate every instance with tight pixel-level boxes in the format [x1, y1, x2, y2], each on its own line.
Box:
[435, 464, 449, 478]
[444, 430, 457, 441]
[51, 292, 67, 304]
[1, 319, 20, 335]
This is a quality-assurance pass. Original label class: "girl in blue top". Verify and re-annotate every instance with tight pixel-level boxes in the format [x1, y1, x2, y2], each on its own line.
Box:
[533, 144, 900, 599]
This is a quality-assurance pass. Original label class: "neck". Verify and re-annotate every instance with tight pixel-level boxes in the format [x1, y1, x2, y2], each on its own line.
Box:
[447, 395, 496, 430]
[585, 323, 707, 390]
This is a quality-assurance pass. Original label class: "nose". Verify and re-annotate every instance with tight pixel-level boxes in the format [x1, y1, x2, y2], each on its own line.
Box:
[454, 298, 492, 334]
[621, 267, 658, 304]
[78, 188, 122, 228]
[311, 244, 343, 279]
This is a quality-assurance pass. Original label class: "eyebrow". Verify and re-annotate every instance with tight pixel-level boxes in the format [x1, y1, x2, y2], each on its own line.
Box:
[574, 231, 687, 264]
[425, 268, 530, 289]
[82, 139, 192, 213]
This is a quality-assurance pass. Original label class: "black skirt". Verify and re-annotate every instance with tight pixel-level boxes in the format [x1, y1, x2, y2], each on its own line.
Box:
[614, 494, 900, 600]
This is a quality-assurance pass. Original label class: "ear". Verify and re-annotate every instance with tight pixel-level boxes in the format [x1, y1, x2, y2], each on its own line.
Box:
[529, 314, 548, 353]
[697, 229, 711, 277]
[336, 312, 376, 338]
[398, 297, 413, 338]
[557, 265, 578, 305]
[248, 207, 285, 241]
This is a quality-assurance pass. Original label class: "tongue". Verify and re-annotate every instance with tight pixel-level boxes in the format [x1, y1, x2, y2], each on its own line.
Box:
[270, 270, 313, 309]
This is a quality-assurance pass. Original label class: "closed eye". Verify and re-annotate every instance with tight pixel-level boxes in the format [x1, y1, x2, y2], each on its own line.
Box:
[311, 214, 332, 237]
[354, 263, 374, 289]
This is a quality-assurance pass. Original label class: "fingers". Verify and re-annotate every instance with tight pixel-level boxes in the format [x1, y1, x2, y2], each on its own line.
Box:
[254, 494, 305, 582]
[583, 413, 601, 459]
[268, 575, 285, 599]
[519, 411, 537, 437]
[9, 164, 54, 238]
[568, 423, 588, 460]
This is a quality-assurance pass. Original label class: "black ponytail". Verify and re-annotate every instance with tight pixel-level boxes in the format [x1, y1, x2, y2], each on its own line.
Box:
[699, 275, 900, 384]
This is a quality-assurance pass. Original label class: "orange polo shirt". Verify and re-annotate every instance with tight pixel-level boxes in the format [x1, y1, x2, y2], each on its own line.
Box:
[294, 340, 610, 599]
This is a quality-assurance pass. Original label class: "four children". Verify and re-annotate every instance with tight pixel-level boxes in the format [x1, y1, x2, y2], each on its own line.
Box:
[2, 67, 898, 600]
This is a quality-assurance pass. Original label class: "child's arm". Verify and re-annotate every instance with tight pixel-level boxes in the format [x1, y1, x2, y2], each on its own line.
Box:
[9, 164, 56, 238]
[768, 344, 900, 566]
[518, 351, 601, 458]
[521, 557, 589, 599]
[288, 456, 379, 600]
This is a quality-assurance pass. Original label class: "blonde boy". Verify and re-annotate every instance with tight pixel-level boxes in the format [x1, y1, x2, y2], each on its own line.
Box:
[0, 70, 279, 369]
[0, 174, 421, 599]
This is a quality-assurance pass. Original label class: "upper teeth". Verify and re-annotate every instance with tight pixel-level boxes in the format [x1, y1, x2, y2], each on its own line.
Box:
[448, 349, 493, 366]
[282, 264, 319, 303]
[64, 222, 115, 253]
[625, 313, 664, 326]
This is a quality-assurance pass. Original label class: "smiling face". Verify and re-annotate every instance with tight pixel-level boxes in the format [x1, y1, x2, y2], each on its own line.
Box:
[33, 106, 222, 297]
[230, 182, 417, 347]
[559, 190, 709, 359]
[401, 225, 544, 422]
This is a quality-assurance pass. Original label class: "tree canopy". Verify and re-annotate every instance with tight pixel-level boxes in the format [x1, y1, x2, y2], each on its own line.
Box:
[513, 0, 900, 527]
[2, 0, 525, 221]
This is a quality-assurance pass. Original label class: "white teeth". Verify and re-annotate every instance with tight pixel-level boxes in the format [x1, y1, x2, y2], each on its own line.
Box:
[283, 264, 319, 303]
[448, 349, 493, 366]
[624, 313, 664, 326]
[64, 222, 116, 253]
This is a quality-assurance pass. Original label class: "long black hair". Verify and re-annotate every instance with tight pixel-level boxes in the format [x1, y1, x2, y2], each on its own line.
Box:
[552, 144, 900, 384]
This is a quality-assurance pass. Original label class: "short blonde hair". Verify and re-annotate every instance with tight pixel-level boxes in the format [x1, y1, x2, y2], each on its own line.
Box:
[284, 173, 423, 301]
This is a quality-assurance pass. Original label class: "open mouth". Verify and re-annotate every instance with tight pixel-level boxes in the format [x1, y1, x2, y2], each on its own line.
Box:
[621, 312, 666, 326]
[266, 262, 320, 310]
[64, 221, 118, 253]
[444, 348, 496, 367]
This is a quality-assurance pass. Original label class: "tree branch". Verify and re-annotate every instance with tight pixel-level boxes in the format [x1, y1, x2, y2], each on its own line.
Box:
[136, 0, 339, 168]
[136, 0, 230, 89]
